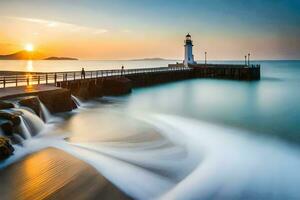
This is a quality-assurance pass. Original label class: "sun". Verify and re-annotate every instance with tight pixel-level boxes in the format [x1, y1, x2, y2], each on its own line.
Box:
[25, 43, 34, 52]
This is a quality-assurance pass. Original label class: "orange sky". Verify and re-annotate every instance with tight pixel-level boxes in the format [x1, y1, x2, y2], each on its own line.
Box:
[0, 0, 299, 60]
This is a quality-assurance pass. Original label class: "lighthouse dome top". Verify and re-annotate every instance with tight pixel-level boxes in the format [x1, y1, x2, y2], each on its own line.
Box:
[186, 33, 192, 41]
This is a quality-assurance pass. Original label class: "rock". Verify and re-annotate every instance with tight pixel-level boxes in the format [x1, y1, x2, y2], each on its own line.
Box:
[19, 96, 41, 116]
[0, 110, 21, 126]
[0, 120, 14, 136]
[38, 89, 76, 113]
[0, 101, 15, 110]
[0, 136, 14, 160]
[0, 111, 24, 139]
[9, 134, 24, 145]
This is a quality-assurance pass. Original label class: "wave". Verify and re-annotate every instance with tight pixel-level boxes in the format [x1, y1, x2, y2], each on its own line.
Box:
[149, 114, 300, 199]
[60, 113, 300, 199]
[3, 107, 300, 199]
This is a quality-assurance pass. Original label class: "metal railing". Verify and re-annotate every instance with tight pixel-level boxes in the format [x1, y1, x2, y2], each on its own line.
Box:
[190, 64, 261, 68]
[0, 66, 191, 88]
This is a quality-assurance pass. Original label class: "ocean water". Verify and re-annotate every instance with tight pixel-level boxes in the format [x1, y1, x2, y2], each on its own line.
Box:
[0, 59, 258, 72]
[1, 60, 300, 199]
[0, 59, 179, 72]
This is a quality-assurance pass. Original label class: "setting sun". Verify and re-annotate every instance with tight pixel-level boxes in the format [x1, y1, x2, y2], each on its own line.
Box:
[24, 43, 34, 52]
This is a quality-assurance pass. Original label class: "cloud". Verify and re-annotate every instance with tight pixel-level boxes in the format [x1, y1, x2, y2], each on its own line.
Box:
[6, 16, 108, 34]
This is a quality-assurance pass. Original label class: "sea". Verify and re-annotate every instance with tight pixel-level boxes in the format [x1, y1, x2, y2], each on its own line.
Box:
[1, 60, 300, 199]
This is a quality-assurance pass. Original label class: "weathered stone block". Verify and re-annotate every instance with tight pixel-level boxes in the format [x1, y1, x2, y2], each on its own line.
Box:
[0, 136, 14, 160]
[0, 110, 21, 126]
[0, 101, 15, 110]
[19, 96, 41, 116]
[38, 89, 76, 113]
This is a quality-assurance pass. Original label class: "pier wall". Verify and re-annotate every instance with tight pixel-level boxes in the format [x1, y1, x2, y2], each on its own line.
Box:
[57, 77, 132, 99]
[125, 70, 193, 87]
[38, 89, 76, 113]
[125, 65, 260, 87]
[192, 65, 260, 80]
[56, 71, 193, 99]
[57, 65, 260, 99]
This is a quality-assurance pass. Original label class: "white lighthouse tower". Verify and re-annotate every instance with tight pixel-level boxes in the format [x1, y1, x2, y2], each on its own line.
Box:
[184, 33, 197, 66]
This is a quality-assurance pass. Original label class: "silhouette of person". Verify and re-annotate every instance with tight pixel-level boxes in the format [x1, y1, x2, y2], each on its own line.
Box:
[121, 66, 124, 76]
[81, 68, 85, 79]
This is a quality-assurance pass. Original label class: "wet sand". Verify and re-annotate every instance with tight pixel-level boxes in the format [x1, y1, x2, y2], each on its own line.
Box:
[0, 147, 131, 200]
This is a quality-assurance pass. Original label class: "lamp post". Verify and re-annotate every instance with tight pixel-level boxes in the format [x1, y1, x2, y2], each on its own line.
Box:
[248, 53, 250, 66]
[205, 51, 207, 65]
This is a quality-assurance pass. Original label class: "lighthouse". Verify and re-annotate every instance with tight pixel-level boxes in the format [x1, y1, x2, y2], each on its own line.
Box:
[184, 33, 197, 66]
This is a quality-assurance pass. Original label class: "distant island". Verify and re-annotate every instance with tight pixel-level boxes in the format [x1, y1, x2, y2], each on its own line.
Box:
[44, 57, 78, 60]
[129, 58, 168, 61]
[0, 50, 42, 60]
[0, 50, 78, 60]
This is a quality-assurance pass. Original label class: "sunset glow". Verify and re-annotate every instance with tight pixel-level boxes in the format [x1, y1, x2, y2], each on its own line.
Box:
[0, 0, 299, 60]
[25, 44, 34, 52]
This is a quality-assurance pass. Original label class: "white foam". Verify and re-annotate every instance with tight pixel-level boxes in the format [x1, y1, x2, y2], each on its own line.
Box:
[147, 114, 300, 200]
[61, 113, 300, 199]
[39, 101, 62, 123]
[3, 110, 300, 200]
[71, 95, 83, 107]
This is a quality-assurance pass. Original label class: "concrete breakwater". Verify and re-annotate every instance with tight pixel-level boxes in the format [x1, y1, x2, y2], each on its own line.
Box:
[126, 65, 260, 86]
[57, 71, 193, 99]
[57, 65, 260, 99]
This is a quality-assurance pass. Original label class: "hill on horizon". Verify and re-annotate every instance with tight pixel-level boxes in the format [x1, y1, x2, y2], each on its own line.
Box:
[0, 50, 45, 60]
[44, 56, 78, 60]
[0, 50, 78, 60]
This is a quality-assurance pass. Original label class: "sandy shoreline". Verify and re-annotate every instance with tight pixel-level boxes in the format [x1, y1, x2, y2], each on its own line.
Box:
[0, 147, 131, 200]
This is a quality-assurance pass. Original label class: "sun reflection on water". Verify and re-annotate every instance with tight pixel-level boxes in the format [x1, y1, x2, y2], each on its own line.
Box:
[26, 60, 34, 72]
